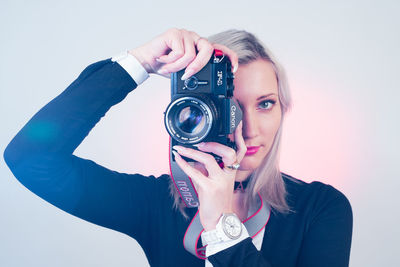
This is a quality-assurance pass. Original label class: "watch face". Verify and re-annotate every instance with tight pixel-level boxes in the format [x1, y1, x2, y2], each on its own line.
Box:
[222, 214, 242, 239]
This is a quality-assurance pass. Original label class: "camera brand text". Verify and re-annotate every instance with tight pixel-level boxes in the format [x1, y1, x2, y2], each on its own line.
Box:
[231, 105, 236, 129]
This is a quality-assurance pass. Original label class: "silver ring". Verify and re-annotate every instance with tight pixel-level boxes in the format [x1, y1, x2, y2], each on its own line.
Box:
[225, 162, 240, 170]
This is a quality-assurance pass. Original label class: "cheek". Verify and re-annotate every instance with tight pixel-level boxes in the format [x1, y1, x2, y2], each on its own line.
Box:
[260, 113, 281, 149]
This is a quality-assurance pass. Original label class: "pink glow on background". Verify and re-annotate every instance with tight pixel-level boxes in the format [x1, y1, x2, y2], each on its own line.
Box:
[102, 76, 364, 195]
[280, 79, 364, 191]
[103, 73, 365, 197]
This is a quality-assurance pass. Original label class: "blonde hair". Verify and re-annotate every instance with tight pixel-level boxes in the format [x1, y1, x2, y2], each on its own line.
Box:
[169, 29, 293, 218]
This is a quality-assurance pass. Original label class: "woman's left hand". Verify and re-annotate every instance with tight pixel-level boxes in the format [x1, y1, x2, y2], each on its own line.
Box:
[172, 121, 246, 231]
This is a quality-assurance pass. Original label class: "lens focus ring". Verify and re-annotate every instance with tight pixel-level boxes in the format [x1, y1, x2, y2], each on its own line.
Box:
[164, 96, 215, 144]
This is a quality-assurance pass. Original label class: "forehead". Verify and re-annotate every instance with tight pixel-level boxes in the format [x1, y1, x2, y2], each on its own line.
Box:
[233, 59, 278, 101]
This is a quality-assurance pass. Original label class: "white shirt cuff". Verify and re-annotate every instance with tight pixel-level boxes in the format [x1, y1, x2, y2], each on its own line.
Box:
[203, 223, 250, 258]
[111, 51, 149, 85]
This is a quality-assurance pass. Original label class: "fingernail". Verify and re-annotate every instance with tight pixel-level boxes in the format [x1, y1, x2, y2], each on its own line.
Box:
[172, 150, 181, 159]
[181, 69, 194, 80]
[192, 142, 205, 148]
[158, 69, 168, 75]
[172, 145, 185, 152]
[156, 58, 164, 63]
[232, 64, 238, 73]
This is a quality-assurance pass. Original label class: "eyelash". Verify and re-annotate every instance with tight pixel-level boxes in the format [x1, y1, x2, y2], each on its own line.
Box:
[257, 100, 276, 110]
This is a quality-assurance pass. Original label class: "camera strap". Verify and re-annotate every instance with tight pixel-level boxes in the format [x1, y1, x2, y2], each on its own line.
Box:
[168, 138, 271, 259]
[183, 193, 271, 259]
[169, 138, 200, 208]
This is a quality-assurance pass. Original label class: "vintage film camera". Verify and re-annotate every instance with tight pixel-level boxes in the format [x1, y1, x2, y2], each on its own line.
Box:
[164, 51, 242, 161]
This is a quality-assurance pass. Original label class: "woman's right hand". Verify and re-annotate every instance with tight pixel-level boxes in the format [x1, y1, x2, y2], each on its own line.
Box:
[129, 28, 238, 79]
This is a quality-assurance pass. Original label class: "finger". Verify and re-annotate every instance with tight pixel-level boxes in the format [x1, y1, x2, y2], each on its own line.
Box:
[233, 121, 246, 162]
[156, 50, 184, 64]
[182, 38, 214, 80]
[188, 162, 203, 192]
[172, 151, 207, 189]
[192, 142, 237, 167]
[173, 145, 221, 177]
[156, 34, 185, 64]
[193, 161, 209, 177]
[156, 72, 171, 79]
[212, 43, 239, 73]
[158, 32, 197, 74]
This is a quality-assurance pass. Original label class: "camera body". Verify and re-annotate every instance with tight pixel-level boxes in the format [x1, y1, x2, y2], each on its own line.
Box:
[164, 51, 242, 161]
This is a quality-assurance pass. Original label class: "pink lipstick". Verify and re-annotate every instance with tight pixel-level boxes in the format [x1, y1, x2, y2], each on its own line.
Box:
[245, 146, 260, 156]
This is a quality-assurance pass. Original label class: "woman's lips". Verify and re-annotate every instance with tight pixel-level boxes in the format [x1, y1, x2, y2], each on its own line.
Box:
[245, 146, 260, 156]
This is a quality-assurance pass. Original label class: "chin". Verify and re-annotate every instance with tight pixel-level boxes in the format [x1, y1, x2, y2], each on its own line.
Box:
[239, 156, 263, 171]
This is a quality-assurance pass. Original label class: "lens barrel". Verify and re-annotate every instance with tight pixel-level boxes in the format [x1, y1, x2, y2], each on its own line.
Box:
[164, 96, 216, 144]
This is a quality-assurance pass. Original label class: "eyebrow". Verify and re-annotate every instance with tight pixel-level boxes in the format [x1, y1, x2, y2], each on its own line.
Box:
[257, 93, 277, 100]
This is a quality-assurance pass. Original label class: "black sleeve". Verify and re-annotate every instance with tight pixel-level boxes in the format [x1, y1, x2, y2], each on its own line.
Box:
[295, 186, 353, 267]
[208, 185, 353, 267]
[208, 238, 273, 267]
[3, 59, 166, 243]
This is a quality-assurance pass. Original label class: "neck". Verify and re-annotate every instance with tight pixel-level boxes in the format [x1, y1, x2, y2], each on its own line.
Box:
[232, 184, 249, 221]
[235, 169, 253, 182]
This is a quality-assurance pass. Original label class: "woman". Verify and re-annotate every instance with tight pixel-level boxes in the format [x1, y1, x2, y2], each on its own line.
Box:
[3, 28, 353, 266]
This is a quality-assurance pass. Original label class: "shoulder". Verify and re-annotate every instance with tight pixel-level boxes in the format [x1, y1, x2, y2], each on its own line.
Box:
[144, 173, 172, 198]
[281, 173, 352, 222]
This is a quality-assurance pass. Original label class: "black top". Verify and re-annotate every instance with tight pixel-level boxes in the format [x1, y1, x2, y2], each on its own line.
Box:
[3, 59, 353, 267]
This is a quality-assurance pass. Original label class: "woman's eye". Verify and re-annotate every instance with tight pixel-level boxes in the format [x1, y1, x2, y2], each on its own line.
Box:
[258, 100, 276, 110]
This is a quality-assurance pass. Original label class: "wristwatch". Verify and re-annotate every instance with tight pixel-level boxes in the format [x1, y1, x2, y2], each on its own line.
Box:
[201, 213, 243, 245]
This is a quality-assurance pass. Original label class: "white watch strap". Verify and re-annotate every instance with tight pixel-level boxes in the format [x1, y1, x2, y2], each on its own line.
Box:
[201, 229, 221, 245]
[111, 50, 149, 85]
[202, 223, 249, 257]
[201, 215, 224, 245]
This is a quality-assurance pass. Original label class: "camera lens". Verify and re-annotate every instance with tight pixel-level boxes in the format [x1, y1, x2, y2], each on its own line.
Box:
[176, 106, 205, 135]
[164, 96, 216, 144]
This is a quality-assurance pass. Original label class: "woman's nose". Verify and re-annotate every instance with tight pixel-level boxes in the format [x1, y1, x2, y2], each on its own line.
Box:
[242, 111, 259, 139]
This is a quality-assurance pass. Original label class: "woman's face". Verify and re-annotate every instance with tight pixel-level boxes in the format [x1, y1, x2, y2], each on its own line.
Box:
[233, 59, 282, 172]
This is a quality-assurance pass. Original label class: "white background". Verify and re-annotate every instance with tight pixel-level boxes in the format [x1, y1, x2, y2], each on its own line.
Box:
[1, 0, 399, 266]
